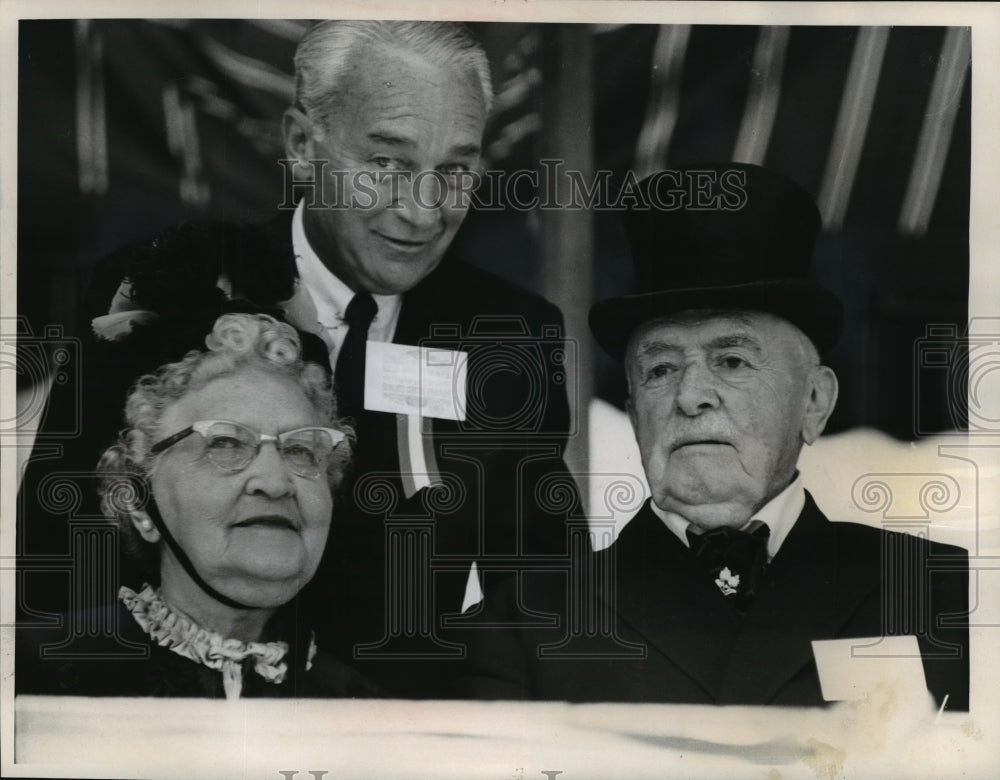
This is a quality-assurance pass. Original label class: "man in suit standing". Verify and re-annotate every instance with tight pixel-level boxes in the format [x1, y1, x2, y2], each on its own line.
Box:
[17, 21, 577, 699]
[273, 21, 577, 697]
[461, 163, 969, 709]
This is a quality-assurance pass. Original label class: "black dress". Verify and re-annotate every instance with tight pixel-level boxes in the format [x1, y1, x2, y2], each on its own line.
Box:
[16, 585, 382, 699]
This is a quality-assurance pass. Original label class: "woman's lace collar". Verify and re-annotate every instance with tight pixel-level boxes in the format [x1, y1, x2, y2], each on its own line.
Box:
[119, 584, 294, 700]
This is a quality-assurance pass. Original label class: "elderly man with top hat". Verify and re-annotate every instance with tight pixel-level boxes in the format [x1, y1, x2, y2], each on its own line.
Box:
[460, 163, 970, 709]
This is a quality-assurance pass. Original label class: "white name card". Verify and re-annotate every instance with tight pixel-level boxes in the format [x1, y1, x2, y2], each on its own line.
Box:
[812, 636, 928, 702]
[364, 341, 468, 421]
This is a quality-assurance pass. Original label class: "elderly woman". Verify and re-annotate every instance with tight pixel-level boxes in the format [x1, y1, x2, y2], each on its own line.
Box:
[18, 312, 378, 699]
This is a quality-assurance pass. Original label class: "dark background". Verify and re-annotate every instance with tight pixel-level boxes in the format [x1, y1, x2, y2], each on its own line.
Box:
[17, 20, 970, 440]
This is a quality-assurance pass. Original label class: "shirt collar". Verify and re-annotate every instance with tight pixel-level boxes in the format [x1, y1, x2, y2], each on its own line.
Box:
[291, 201, 401, 331]
[649, 472, 805, 561]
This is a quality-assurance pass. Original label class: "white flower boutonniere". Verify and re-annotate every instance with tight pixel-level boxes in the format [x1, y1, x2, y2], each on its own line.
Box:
[715, 566, 741, 596]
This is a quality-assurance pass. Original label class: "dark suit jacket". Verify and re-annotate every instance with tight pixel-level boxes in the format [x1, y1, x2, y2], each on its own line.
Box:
[461, 493, 969, 710]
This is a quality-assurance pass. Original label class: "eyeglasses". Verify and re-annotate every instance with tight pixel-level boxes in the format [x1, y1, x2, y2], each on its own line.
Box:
[149, 420, 347, 479]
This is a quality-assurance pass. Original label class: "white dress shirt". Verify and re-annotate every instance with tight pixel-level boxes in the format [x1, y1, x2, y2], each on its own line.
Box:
[650, 472, 806, 562]
[291, 201, 401, 360]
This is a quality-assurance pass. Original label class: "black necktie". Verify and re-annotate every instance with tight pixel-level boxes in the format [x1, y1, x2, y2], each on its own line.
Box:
[334, 292, 378, 420]
[686, 520, 771, 609]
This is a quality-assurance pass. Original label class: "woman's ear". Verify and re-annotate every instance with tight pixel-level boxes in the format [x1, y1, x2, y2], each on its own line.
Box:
[130, 509, 161, 544]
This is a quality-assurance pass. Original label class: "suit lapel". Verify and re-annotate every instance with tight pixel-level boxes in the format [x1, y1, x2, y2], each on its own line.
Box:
[392, 257, 446, 346]
[393, 291, 424, 347]
[719, 492, 881, 703]
[607, 503, 743, 700]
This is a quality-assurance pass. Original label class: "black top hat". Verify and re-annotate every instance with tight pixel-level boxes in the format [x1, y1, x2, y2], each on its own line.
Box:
[589, 163, 843, 360]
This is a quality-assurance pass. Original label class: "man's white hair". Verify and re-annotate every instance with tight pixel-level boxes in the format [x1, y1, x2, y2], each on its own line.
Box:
[293, 20, 494, 128]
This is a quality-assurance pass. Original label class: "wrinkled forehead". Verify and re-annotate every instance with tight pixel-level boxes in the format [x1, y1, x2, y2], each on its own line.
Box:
[625, 309, 806, 363]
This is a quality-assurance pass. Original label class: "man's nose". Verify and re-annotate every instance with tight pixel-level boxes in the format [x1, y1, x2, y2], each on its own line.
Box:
[243, 441, 295, 498]
[674, 362, 721, 416]
[394, 172, 445, 231]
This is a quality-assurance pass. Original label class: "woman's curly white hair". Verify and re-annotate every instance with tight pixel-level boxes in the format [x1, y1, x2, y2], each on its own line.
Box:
[96, 313, 351, 567]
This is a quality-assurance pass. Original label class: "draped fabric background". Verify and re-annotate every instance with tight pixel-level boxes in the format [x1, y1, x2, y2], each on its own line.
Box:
[16, 20, 970, 440]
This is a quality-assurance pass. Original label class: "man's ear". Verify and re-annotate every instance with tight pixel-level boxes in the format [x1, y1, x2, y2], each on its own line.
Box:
[801, 365, 839, 445]
[130, 509, 161, 544]
[281, 107, 316, 165]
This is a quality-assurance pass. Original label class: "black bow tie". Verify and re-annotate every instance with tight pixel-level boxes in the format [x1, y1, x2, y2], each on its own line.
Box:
[686, 520, 771, 608]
